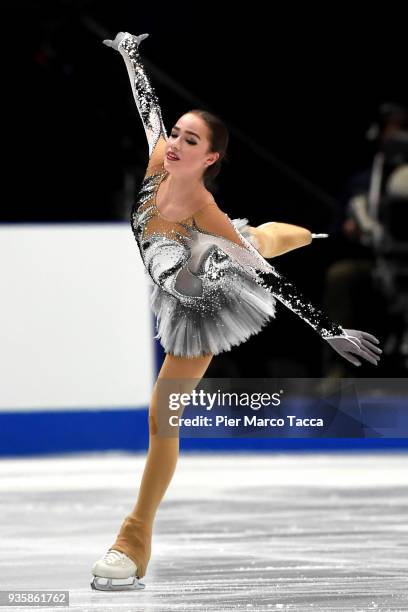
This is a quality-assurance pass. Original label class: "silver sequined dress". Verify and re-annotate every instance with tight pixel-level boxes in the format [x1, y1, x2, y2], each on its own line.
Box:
[116, 32, 346, 357]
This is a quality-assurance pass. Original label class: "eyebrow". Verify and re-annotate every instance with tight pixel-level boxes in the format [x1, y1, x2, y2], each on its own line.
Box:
[171, 126, 201, 140]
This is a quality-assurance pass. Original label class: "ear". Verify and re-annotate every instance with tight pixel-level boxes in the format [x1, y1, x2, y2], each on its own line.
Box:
[206, 152, 220, 167]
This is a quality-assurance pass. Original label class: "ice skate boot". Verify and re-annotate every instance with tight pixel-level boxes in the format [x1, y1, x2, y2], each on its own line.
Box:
[90, 549, 145, 591]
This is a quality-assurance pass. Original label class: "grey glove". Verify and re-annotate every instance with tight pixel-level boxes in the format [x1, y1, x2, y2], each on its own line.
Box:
[325, 329, 382, 367]
[102, 31, 149, 51]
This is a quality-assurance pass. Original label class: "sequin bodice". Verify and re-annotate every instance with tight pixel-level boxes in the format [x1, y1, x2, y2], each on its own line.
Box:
[129, 164, 275, 314]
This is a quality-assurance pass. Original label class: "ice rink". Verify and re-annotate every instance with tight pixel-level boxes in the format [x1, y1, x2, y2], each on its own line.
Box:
[1, 451, 407, 611]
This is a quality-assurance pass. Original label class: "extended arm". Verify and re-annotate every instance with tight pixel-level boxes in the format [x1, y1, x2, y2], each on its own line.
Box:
[103, 31, 167, 166]
[257, 267, 345, 338]
[194, 209, 382, 366]
[257, 267, 382, 365]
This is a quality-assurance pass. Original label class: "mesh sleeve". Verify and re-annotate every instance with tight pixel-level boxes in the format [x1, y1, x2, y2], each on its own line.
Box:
[117, 32, 168, 157]
[257, 268, 346, 339]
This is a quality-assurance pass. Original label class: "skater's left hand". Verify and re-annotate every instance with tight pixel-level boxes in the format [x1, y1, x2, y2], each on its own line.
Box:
[325, 329, 382, 367]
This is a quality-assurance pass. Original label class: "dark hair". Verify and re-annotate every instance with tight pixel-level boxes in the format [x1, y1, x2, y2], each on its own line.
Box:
[366, 102, 408, 142]
[188, 109, 229, 189]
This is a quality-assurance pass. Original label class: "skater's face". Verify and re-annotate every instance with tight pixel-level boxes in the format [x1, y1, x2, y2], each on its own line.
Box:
[164, 113, 219, 181]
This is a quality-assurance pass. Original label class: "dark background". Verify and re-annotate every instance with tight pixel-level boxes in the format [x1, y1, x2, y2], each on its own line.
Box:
[8, 1, 407, 377]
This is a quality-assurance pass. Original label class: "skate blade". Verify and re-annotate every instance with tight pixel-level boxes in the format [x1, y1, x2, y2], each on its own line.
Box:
[90, 576, 145, 591]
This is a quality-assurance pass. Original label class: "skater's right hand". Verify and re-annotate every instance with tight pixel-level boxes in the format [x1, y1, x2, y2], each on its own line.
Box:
[102, 32, 149, 51]
[325, 329, 382, 367]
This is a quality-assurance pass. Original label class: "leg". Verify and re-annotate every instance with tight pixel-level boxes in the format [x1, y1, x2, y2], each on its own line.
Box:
[109, 351, 213, 578]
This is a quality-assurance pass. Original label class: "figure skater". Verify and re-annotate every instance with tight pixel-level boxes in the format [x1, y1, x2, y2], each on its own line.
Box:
[90, 31, 382, 591]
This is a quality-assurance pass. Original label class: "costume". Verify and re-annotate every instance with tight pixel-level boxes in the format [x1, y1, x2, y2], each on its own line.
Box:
[118, 32, 346, 358]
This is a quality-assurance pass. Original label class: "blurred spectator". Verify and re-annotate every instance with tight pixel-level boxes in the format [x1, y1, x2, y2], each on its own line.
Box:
[322, 102, 408, 377]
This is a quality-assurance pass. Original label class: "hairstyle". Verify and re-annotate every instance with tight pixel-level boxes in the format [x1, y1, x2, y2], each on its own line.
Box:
[188, 109, 230, 189]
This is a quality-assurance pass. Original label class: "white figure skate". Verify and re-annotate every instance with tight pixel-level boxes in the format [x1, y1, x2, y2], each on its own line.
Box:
[90, 549, 145, 591]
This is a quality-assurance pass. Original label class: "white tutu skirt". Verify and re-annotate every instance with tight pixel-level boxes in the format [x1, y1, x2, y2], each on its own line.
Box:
[147, 218, 277, 358]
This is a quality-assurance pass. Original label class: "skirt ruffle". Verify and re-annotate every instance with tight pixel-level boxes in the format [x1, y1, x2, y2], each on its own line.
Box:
[147, 218, 276, 358]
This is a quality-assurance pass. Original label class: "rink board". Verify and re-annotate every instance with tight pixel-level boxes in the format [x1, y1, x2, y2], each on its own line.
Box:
[0, 407, 407, 456]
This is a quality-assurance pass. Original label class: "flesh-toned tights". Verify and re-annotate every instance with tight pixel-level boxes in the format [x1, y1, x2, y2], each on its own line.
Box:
[110, 352, 213, 578]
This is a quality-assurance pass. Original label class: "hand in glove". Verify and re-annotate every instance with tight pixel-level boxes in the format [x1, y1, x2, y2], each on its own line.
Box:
[325, 329, 382, 367]
[102, 31, 149, 51]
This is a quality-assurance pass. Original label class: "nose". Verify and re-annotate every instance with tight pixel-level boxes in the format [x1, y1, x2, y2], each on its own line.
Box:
[169, 143, 180, 156]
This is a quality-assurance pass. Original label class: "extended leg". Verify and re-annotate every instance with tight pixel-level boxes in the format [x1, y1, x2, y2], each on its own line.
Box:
[245, 222, 312, 258]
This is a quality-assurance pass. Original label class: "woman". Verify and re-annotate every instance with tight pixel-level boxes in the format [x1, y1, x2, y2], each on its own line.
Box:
[91, 31, 382, 591]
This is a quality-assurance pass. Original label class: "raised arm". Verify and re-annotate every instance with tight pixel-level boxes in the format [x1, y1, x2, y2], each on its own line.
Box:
[103, 31, 168, 172]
